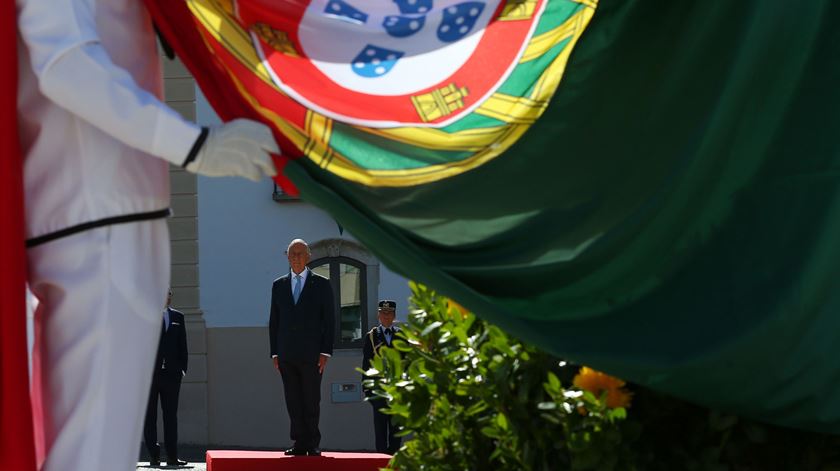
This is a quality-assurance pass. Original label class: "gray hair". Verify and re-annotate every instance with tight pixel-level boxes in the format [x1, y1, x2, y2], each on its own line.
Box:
[286, 238, 310, 254]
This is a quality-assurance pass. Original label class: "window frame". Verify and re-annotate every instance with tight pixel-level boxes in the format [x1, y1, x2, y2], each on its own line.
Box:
[309, 256, 368, 350]
[272, 182, 300, 202]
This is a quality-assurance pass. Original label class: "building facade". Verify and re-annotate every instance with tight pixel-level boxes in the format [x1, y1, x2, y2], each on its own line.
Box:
[164, 57, 410, 450]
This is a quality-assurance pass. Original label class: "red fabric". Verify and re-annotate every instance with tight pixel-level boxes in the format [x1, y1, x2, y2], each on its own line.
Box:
[0, 0, 37, 469]
[143, 0, 299, 196]
[206, 450, 392, 471]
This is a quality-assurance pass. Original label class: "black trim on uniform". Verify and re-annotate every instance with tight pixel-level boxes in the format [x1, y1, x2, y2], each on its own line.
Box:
[25, 208, 172, 248]
[182, 127, 209, 168]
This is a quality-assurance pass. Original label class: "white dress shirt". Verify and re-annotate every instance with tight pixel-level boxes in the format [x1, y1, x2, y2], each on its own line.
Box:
[380, 324, 399, 346]
[290, 268, 310, 298]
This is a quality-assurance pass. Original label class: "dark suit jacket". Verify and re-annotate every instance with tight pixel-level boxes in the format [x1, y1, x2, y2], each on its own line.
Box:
[155, 307, 188, 375]
[268, 270, 335, 363]
[361, 325, 400, 396]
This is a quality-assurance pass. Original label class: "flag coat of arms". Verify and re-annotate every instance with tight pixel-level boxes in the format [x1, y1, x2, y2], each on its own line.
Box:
[146, 0, 840, 434]
[176, 0, 593, 186]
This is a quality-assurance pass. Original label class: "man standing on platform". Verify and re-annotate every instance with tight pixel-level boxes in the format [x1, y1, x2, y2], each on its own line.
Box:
[268, 239, 335, 456]
[144, 288, 189, 467]
[362, 300, 403, 455]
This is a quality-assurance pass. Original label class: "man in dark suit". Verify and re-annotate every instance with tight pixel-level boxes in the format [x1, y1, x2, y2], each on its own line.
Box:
[362, 300, 402, 455]
[144, 288, 188, 467]
[269, 239, 335, 456]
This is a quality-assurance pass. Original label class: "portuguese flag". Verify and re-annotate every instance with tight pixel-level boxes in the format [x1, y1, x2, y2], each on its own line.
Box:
[147, 0, 840, 432]
[1, 0, 36, 469]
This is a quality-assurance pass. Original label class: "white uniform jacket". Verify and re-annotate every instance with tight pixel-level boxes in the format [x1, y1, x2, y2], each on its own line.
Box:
[17, 0, 202, 246]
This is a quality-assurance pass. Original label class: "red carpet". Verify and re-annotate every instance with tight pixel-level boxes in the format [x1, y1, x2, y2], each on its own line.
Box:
[206, 450, 392, 471]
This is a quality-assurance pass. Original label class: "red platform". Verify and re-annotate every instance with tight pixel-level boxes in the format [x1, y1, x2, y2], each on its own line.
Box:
[206, 450, 392, 471]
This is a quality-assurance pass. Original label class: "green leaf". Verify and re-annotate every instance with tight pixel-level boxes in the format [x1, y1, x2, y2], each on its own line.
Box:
[420, 321, 444, 337]
[383, 346, 404, 379]
[547, 371, 562, 391]
[391, 338, 412, 352]
[465, 401, 489, 416]
[480, 426, 502, 439]
[497, 413, 509, 431]
[607, 407, 627, 421]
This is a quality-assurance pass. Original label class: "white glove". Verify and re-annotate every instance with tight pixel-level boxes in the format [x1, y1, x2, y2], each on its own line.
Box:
[184, 119, 279, 181]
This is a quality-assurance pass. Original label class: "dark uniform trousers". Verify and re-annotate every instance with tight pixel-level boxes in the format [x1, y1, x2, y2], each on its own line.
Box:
[144, 308, 188, 462]
[362, 326, 402, 454]
[370, 397, 401, 454]
[144, 369, 182, 460]
[278, 360, 322, 449]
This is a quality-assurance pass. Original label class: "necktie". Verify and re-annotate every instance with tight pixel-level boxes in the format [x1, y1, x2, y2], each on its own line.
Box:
[384, 328, 392, 336]
[293, 275, 302, 304]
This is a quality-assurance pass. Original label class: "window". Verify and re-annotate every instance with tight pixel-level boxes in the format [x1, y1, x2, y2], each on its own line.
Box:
[309, 257, 367, 349]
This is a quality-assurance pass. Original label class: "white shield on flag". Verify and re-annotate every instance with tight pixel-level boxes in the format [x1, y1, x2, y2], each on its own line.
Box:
[249, 0, 546, 128]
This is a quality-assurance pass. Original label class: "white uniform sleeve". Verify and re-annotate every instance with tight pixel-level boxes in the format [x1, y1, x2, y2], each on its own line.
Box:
[17, 0, 201, 166]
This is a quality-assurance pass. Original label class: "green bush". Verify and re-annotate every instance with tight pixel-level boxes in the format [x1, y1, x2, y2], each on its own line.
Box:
[362, 283, 840, 471]
[362, 283, 632, 471]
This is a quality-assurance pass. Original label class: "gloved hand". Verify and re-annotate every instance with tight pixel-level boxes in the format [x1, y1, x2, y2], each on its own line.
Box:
[183, 119, 279, 181]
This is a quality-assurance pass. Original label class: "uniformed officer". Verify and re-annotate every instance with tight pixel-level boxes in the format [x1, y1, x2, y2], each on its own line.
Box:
[361, 300, 402, 455]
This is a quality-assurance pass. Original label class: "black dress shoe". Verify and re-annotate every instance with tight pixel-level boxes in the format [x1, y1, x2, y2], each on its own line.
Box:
[166, 459, 188, 466]
[150, 458, 161, 467]
[284, 447, 307, 456]
[306, 448, 322, 456]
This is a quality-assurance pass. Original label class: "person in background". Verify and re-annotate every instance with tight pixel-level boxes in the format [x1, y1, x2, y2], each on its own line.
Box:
[362, 300, 403, 455]
[144, 288, 189, 467]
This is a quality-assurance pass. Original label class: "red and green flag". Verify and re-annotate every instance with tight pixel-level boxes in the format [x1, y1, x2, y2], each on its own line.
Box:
[147, 0, 840, 433]
[155, 0, 594, 187]
[1, 0, 36, 469]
